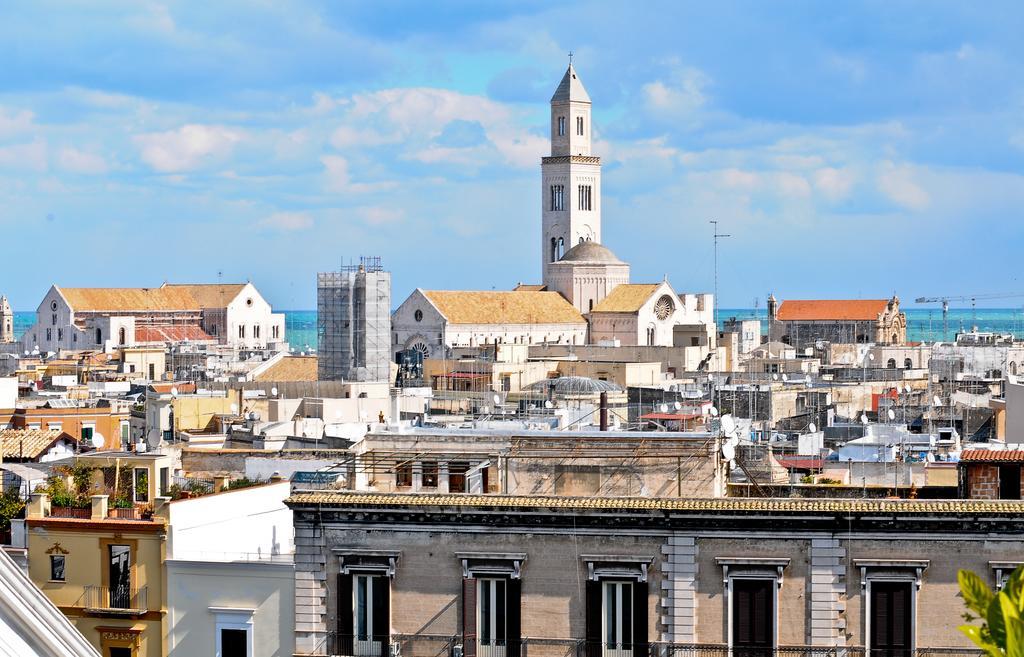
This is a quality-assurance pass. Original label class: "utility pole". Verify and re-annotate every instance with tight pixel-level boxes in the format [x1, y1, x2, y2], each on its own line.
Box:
[710, 220, 730, 329]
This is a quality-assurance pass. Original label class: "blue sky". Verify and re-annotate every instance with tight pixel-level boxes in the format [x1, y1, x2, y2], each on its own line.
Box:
[2, 1, 1023, 310]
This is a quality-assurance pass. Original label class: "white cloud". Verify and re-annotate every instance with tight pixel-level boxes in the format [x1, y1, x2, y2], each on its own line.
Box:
[320, 154, 393, 194]
[0, 108, 34, 139]
[813, 167, 855, 202]
[642, 62, 709, 116]
[359, 206, 404, 225]
[0, 140, 47, 172]
[774, 172, 812, 198]
[258, 211, 313, 231]
[58, 147, 108, 175]
[877, 161, 930, 211]
[134, 124, 241, 172]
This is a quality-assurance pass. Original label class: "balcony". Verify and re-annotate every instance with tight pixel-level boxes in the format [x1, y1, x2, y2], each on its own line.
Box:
[293, 638, 983, 657]
[83, 585, 148, 616]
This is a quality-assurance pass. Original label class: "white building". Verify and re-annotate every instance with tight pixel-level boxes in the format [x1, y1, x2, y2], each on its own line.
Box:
[589, 282, 715, 347]
[165, 480, 294, 657]
[20, 282, 285, 354]
[392, 289, 587, 359]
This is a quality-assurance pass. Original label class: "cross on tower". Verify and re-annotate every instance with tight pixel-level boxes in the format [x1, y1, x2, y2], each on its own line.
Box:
[568, 51, 574, 65]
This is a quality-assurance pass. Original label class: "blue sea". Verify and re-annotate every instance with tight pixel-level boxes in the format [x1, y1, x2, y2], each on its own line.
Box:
[13, 307, 1024, 351]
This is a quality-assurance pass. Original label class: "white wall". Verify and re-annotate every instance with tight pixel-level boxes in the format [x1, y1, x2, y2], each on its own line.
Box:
[1006, 381, 1024, 444]
[167, 481, 293, 560]
[166, 559, 294, 657]
[0, 377, 16, 409]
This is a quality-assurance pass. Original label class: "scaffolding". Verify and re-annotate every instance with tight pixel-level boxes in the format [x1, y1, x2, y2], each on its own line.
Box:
[317, 257, 391, 382]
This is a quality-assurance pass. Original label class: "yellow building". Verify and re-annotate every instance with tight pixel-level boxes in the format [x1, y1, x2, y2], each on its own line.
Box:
[26, 492, 166, 657]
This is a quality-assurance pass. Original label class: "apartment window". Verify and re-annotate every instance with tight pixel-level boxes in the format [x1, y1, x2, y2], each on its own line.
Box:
[48, 422, 62, 431]
[395, 464, 413, 488]
[577, 115, 584, 136]
[422, 461, 438, 488]
[584, 557, 649, 657]
[253, 325, 260, 339]
[578, 185, 592, 211]
[238, 325, 245, 339]
[870, 581, 913, 657]
[27, 422, 41, 430]
[999, 464, 1021, 499]
[479, 578, 507, 656]
[50, 555, 66, 581]
[449, 462, 469, 493]
[550, 184, 565, 211]
[109, 544, 131, 609]
[214, 610, 254, 657]
[81, 425, 95, 443]
[160, 467, 170, 496]
[460, 553, 523, 657]
[731, 578, 774, 650]
[339, 573, 390, 657]
[133, 468, 149, 503]
[558, 116, 565, 136]
[603, 581, 633, 655]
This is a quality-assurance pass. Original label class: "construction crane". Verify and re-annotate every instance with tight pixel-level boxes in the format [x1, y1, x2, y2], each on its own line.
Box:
[914, 292, 1024, 340]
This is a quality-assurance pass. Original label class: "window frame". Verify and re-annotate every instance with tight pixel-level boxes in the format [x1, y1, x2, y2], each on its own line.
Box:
[211, 607, 255, 657]
[49, 554, 66, 582]
[716, 557, 789, 651]
[854, 559, 926, 654]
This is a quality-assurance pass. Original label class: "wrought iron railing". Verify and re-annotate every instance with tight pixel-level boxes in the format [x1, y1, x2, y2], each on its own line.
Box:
[83, 585, 147, 614]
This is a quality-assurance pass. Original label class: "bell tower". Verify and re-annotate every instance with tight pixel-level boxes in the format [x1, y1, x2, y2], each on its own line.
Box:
[541, 63, 602, 287]
[0, 296, 12, 343]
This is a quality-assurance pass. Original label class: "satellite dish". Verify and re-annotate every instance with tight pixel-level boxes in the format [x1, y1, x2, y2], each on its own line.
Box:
[868, 353, 875, 361]
[659, 403, 668, 413]
[808, 422, 817, 433]
[904, 385, 912, 394]
[721, 443, 736, 461]
[804, 375, 812, 385]
[721, 414, 736, 436]
[887, 409, 896, 421]
[90, 432, 105, 449]
[772, 374, 779, 381]
[782, 374, 788, 382]
[493, 394, 501, 405]
[709, 406, 719, 417]
[728, 434, 740, 447]
[271, 386, 278, 396]
[544, 400, 553, 409]
[707, 374, 714, 382]
[170, 386, 178, 397]
[674, 401, 682, 411]
[230, 403, 239, 414]
[860, 414, 869, 425]
[933, 395, 942, 406]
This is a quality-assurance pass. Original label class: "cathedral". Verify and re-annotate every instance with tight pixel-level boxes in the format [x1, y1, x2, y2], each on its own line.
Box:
[391, 64, 715, 358]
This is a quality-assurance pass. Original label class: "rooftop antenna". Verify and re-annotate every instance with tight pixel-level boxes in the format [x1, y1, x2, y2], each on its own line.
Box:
[710, 220, 730, 329]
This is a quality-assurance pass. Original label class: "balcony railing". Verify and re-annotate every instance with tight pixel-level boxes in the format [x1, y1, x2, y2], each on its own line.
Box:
[83, 585, 147, 615]
[49, 506, 91, 519]
[294, 638, 982, 657]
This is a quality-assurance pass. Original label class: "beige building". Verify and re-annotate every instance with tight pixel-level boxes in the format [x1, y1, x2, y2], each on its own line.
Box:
[589, 283, 714, 347]
[289, 492, 1021, 656]
[769, 296, 907, 347]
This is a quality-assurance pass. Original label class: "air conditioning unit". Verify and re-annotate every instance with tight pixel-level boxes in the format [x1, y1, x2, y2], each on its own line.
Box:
[390, 642, 402, 657]
[450, 645, 464, 657]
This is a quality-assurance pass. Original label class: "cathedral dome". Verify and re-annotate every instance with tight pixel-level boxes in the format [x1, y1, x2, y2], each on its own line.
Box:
[559, 241, 624, 264]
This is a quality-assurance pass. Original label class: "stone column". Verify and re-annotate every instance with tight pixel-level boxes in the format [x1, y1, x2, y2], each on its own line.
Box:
[809, 537, 847, 645]
[294, 522, 328, 655]
[660, 533, 698, 642]
[438, 461, 450, 494]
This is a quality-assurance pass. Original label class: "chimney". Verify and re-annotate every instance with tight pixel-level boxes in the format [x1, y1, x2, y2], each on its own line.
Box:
[599, 392, 608, 431]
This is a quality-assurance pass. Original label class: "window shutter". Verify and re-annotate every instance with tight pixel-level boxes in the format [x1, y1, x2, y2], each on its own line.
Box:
[506, 578, 522, 657]
[463, 578, 477, 657]
[372, 576, 390, 652]
[585, 580, 601, 657]
[631, 580, 649, 656]
[338, 574, 354, 655]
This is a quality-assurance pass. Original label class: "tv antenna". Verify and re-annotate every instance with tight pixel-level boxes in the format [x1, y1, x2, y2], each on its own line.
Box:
[710, 220, 730, 328]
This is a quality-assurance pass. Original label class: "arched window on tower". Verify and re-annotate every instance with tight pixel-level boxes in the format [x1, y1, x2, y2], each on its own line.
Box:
[576, 116, 584, 136]
[96, 328, 102, 345]
[557, 237, 565, 259]
[118, 327, 126, 346]
[551, 238, 558, 262]
[904, 358, 913, 369]
[558, 116, 565, 136]
[887, 358, 897, 369]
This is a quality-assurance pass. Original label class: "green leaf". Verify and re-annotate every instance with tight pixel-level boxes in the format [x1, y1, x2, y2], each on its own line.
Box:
[962, 570, 998, 618]
[1006, 616, 1024, 657]
[960, 623, 998, 654]
[991, 593, 1009, 648]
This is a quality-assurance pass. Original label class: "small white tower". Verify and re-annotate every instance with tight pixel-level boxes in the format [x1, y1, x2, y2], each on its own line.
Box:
[541, 63, 602, 286]
[0, 296, 12, 343]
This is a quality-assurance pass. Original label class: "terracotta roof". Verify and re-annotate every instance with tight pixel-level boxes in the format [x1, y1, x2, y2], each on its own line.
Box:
[591, 284, 659, 313]
[255, 356, 319, 382]
[149, 382, 197, 394]
[776, 299, 890, 321]
[135, 325, 216, 343]
[162, 283, 247, 308]
[0, 429, 75, 460]
[58, 286, 200, 312]
[775, 457, 826, 470]
[961, 450, 1024, 462]
[287, 491, 1024, 514]
[423, 291, 585, 325]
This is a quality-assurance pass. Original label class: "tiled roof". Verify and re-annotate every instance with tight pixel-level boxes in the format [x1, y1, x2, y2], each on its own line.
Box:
[776, 299, 890, 321]
[0, 429, 75, 460]
[162, 283, 246, 308]
[149, 382, 197, 394]
[255, 356, 319, 382]
[513, 284, 547, 292]
[135, 325, 215, 343]
[423, 290, 585, 325]
[58, 286, 200, 312]
[590, 284, 659, 313]
[961, 450, 1024, 462]
[286, 491, 1024, 514]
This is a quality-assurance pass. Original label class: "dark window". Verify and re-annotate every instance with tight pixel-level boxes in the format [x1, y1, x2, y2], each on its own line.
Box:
[96, 328, 102, 344]
[338, 573, 389, 657]
[449, 462, 468, 493]
[50, 555, 65, 581]
[558, 116, 565, 136]
[109, 649, 132, 657]
[148, 363, 156, 380]
[999, 464, 1022, 500]
[221, 628, 248, 657]
[732, 578, 774, 650]
[395, 464, 412, 488]
[585, 579, 647, 657]
[422, 462, 438, 488]
[870, 581, 912, 657]
[119, 327, 126, 345]
[109, 545, 131, 609]
[577, 116, 584, 136]
[160, 467, 169, 496]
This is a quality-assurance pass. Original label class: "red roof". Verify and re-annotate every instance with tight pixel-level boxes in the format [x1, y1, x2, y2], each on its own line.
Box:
[961, 450, 1024, 462]
[777, 299, 889, 321]
[135, 325, 215, 343]
[775, 456, 825, 470]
